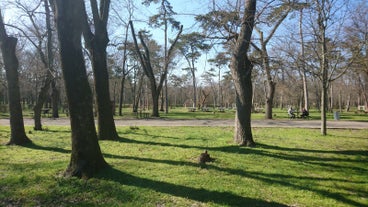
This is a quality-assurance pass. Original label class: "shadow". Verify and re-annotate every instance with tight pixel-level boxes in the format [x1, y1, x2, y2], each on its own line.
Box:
[101, 154, 367, 207]
[116, 137, 208, 150]
[103, 153, 367, 185]
[115, 138, 366, 172]
[97, 166, 288, 207]
[257, 143, 368, 157]
[24, 142, 71, 154]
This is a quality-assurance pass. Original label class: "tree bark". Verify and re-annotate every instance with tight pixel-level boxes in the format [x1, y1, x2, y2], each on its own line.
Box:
[230, 0, 256, 147]
[318, 0, 328, 135]
[53, 0, 108, 178]
[51, 80, 59, 118]
[0, 10, 31, 145]
[89, 42, 119, 140]
[33, 78, 51, 130]
[82, 0, 119, 140]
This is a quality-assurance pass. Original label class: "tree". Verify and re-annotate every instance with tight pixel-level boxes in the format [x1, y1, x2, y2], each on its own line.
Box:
[196, 0, 257, 146]
[251, 0, 302, 119]
[130, 20, 182, 117]
[144, 0, 181, 113]
[111, 1, 135, 116]
[52, 0, 108, 178]
[8, 0, 58, 130]
[82, 0, 119, 140]
[230, 0, 257, 146]
[343, 2, 368, 111]
[176, 32, 210, 109]
[307, 0, 351, 135]
[208, 52, 230, 107]
[0, 8, 31, 145]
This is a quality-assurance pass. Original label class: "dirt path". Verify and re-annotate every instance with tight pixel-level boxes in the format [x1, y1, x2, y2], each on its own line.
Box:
[1, 118, 367, 129]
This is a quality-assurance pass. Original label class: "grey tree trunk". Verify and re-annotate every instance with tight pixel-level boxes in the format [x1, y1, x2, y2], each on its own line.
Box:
[83, 0, 119, 140]
[231, 0, 256, 146]
[0, 10, 31, 145]
[318, 0, 329, 135]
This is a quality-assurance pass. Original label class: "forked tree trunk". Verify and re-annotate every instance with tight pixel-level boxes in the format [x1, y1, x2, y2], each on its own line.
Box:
[53, 0, 108, 178]
[83, 0, 119, 140]
[0, 10, 31, 146]
[230, 0, 256, 147]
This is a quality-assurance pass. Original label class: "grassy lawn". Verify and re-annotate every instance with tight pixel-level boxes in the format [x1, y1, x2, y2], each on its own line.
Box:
[1, 106, 367, 121]
[0, 126, 367, 206]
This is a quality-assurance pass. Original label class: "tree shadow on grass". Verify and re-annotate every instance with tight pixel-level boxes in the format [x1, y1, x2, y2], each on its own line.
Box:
[102, 153, 368, 207]
[24, 142, 71, 154]
[256, 143, 368, 157]
[97, 166, 288, 207]
[117, 137, 367, 171]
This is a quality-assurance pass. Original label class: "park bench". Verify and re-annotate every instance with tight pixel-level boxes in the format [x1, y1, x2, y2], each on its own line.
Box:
[188, 107, 196, 112]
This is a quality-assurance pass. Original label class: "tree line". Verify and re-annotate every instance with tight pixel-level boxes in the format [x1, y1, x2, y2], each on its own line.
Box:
[0, 0, 366, 178]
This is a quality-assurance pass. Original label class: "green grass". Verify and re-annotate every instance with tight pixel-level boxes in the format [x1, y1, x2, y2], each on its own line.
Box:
[1, 126, 367, 206]
[1, 106, 367, 121]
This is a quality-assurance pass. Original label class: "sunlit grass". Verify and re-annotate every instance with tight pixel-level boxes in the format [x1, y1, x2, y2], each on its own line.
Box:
[1, 126, 367, 206]
[1, 105, 367, 121]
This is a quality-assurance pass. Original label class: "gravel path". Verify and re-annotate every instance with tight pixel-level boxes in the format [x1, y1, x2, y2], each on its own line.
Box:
[1, 118, 367, 129]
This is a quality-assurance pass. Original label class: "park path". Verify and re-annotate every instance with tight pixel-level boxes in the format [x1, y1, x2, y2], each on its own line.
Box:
[0, 118, 367, 129]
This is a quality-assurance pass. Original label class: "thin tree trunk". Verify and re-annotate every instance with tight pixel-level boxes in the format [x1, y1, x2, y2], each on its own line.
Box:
[119, 24, 129, 116]
[51, 80, 59, 118]
[299, 8, 309, 110]
[33, 79, 51, 130]
[119, 75, 125, 116]
[319, 0, 328, 135]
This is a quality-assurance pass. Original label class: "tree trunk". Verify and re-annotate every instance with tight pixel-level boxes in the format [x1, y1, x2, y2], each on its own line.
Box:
[230, 0, 256, 146]
[0, 10, 31, 145]
[119, 24, 129, 116]
[263, 43, 275, 119]
[51, 80, 59, 118]
[90, 44, 119, 140]
[82, 0, 119, 140]
[119, 75, 126, 116]
[299, 8, 309, 110]
[318, 0, 328, 136]
[151, 85, 160, 117]
[54, 0, 108, 178]
[265, 81, 275, 119]
[33, 78, 51, 130]
[192, 69, 197, 108]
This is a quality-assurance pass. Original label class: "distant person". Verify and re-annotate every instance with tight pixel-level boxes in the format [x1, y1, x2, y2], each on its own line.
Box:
[288, 107, 295, 119]
[301, 108, 309, 119]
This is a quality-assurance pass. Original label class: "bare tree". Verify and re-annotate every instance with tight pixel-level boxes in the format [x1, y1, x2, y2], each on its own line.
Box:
[7, 0, 57, 130]
[130, 20, 182, 117]
[0, 8, 31, 145]
[251, 1, 306, 119]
